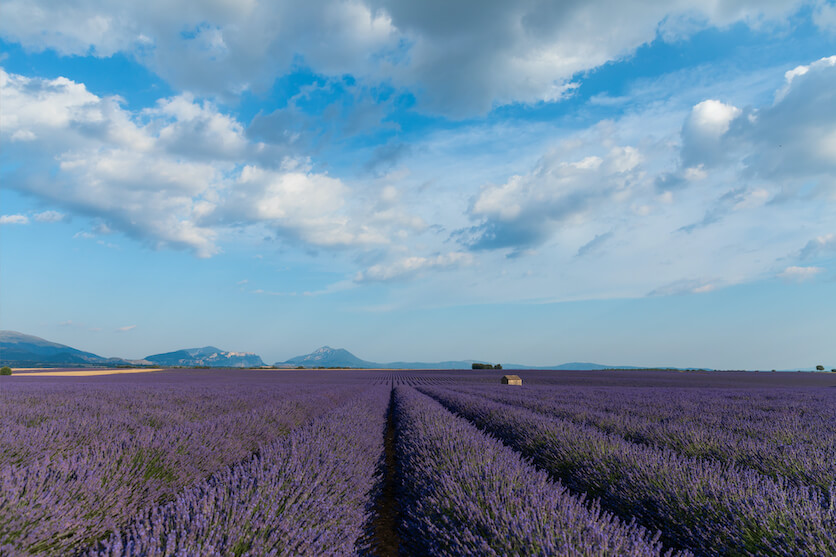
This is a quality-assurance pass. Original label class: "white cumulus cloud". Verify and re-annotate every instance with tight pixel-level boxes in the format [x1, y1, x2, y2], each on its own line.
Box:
[1, 68, 422, 258]
[355, 252, 473, 282]
[0, 214, 29, 225]
[466, 144, 645, 253]
[778, 265, 824, 281]
[681, 99, 742, 167]
[33, 210, 66, 223]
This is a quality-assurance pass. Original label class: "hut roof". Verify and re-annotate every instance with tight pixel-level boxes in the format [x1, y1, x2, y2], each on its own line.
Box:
[502, 374, 521, 380]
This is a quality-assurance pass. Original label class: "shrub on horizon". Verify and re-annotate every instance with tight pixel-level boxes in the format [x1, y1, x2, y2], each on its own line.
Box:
[0, 366, 12, 375]
[472, 363, 498, 370]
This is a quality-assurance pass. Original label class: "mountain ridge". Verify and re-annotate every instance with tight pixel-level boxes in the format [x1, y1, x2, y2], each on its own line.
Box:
[145, 346, 264, 368]
[0, 331, 262, 368]
[275, 345, 486, 369]
[2, 330, 716, 370]
[0, 330, 135, 366]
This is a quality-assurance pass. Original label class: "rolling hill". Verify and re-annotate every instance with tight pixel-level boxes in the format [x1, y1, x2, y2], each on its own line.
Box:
[0, 331, 133, 367]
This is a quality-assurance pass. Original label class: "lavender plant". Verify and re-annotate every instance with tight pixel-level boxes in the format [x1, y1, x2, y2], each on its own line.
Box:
[0, 381, 362, 555]
[90, 387, 389, 556]
[394, 387, 677, 556]
[452, 384, 836, 489]
[422, 386, 836, 556]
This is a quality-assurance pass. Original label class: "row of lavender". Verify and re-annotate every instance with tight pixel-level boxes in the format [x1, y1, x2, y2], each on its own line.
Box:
[368, 373, 459, 386]
[0, 382, 355, 467]
[448, 384, 836, 489]
[392, 387, 676, 556]
[90, 388, 391, 556]
[421, 386, 836, 556]
[0, 380, 362, 555]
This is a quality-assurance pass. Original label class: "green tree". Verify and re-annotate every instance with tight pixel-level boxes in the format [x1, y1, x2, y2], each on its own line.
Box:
[816, 365, 825, 371]
[0, 366, 12, 375]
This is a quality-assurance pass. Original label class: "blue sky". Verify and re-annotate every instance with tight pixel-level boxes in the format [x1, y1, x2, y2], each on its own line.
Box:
[2, 0, 835, 368]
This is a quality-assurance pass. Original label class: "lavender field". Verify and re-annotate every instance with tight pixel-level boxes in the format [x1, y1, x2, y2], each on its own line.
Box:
[1, 368, 835, 556]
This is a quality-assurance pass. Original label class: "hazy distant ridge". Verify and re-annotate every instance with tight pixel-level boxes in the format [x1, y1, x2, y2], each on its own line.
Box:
[275, 345, 486, 369]
[276, 346, 641, 370]
[2, 330, 711, 370]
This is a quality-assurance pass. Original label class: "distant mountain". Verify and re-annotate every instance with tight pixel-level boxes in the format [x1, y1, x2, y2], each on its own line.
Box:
[506, 362, 643, 370]
[145, 346, 264, 368]
[281, 346, 373, 368]
[0, 330, 136, 367]
[277, 346, 491, 369]
[553, 362, 625, 370]
[0, 331, 264, 368]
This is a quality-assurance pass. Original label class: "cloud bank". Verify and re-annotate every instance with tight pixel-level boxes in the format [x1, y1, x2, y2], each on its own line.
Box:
[0, 69, 421, 259]
[2, 2, 835, 304]
[0, 0, 822, 116]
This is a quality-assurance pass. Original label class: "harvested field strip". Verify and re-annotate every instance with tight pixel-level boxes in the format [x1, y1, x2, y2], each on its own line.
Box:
[12, 368, 164, 376]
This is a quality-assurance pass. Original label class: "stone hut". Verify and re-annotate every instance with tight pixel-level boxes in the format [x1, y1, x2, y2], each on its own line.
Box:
[501, 374, 522, 386]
